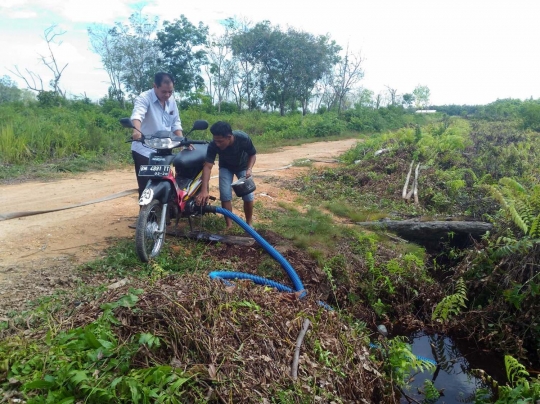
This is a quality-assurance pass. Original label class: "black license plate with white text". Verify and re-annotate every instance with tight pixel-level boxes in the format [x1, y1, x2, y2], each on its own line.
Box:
[139, 165, 171, 177]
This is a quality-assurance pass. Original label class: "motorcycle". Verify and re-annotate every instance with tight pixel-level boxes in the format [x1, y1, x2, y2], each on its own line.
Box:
[120, 118, 212, 262]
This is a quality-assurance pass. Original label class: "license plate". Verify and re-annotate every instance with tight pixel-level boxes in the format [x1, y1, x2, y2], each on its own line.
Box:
[139, 165, 170, 176]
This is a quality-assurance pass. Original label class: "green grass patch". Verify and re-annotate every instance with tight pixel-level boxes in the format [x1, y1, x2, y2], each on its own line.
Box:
[322, 200, 389, 222]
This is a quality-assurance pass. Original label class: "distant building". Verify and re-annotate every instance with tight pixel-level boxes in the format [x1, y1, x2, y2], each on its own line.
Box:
[415, 110, 437, 114]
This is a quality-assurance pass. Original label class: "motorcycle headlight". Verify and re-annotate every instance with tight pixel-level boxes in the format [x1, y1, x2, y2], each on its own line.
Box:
[145, 138, 182, 149]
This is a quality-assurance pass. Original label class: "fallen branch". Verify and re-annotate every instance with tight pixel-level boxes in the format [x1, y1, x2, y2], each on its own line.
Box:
[402, 160, 415, 199]
[291, 318, 311, 380]
[356, 219, 493, 246]
[413, 163, 420, 205]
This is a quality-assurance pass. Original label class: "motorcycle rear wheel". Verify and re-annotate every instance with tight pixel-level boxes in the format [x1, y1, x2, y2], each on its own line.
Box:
[135, 199, 165, 262]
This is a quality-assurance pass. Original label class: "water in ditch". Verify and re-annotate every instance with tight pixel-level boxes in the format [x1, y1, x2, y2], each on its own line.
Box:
[399, 331, 502, 403]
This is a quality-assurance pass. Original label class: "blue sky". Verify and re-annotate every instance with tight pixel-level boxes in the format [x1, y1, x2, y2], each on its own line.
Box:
[1, 0, 539, 105]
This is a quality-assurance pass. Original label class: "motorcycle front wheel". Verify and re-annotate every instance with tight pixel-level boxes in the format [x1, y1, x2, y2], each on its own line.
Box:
[135, 199, 165, 262]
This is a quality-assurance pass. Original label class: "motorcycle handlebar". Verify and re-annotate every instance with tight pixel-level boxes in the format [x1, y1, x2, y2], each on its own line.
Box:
[185, 140, 209, 145]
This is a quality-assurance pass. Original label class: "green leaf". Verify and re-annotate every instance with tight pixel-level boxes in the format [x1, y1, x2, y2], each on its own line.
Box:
[169, 376, 190, 391]
[57, 397, 76, 404]
[111, 376, 123, 389]
[23, 379, 54, 390]
[84, 328, 102, 349]
[127, 378, 141, 404]
[98, 339, 116, 350]
[70, 370, 89, 385]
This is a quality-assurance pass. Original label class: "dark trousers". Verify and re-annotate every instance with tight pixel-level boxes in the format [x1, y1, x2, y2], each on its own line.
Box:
[132, 150, 149, 198]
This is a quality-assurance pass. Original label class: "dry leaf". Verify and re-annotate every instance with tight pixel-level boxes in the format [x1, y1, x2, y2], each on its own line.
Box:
[208, 364, 217, 379]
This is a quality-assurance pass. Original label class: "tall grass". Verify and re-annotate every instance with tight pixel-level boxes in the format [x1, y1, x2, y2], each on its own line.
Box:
[0, 98, 417, 174]
[0, 102, 127, 166]
[0, 124, 28, 163]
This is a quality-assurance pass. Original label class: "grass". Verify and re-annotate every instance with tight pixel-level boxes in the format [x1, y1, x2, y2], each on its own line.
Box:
[322, 200, 389, 222]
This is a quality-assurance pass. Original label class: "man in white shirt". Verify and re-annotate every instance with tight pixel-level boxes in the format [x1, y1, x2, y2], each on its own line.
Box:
[130, 72, 183, 198]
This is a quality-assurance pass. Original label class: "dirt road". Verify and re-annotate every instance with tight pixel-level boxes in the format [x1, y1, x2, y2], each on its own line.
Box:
[0, 138, 357, 315]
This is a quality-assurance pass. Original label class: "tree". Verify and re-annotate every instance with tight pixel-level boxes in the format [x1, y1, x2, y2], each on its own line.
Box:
[204, 33, 232, 112]
[88, 12, 160, 98]
[402, 93, 415, 108]
[156, 15, 208, 95]
[10, 25, 68, 97]
[88, 24, 126, 104]
[225, 18, 262, 111]
[353, 88, 374, 108]
[294, 32, 341, 115]
[385, 85, 399, 106]
[231, 22, 340, 115]
[413, 85, 430, 109]
[115, 12, 160, 96]
[329, 46, 364, 115]
[0, 75, 34, 103]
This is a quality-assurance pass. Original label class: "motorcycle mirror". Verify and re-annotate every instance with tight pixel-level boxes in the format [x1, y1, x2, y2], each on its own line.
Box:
[191, 120, 208, 131]
[119, 118, 135, 129]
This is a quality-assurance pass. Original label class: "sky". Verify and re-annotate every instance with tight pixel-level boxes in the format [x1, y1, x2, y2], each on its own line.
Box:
[1, 0, 539, 106]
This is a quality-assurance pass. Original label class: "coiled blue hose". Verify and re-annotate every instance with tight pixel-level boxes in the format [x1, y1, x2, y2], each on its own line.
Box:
[211, 207, 306, 297]
[209, 271, 295, 293]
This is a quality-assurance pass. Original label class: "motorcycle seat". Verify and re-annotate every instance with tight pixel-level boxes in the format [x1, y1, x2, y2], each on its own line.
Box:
[173, 144, 208, 171]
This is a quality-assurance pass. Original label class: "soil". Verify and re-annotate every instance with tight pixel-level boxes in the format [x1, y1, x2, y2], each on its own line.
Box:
[0, 138, 358, 316]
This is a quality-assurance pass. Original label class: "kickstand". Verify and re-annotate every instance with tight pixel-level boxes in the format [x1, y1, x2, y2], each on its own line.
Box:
[188, 216, 193, 232]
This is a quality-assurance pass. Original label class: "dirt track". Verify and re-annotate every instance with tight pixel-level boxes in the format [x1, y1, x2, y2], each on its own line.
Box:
[0, 138, 358, 315]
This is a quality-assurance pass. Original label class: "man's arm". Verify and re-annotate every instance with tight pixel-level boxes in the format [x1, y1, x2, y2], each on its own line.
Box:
[130, 92, 148, 140]
[132, 119, 142, 140]
[245, 154, 256, 178]
[196, 162, 214, 205]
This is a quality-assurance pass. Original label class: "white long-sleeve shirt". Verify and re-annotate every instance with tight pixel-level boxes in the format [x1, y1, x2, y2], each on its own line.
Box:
[130, 88, 183, 157]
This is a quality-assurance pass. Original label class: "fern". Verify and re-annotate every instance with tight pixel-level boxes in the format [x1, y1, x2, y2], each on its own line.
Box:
[493, 237, 535, 259]
[493, 356, 540, 403]
[530, 185, 540, 212]
[489, 187, 508, 209]
[508, 204, 529, 234]
[491, 178, 540, 237]
[499, 177, 526, 195]
[504, 355, 529, 385]
[432, 278, 467, 323]
[529, 213, 540, 238]
[422, 379, 440, 403]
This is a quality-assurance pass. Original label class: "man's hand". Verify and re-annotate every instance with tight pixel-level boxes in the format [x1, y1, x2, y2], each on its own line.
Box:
[196, 189, 210, 206]
[245, 168, 253, 178]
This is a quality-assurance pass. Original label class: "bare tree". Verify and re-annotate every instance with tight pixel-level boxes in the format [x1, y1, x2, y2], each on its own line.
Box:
[331, 46, 364, 114]
[375, 92, 383, 109]
[385, 85, 398, 106]
[88, 24, 125, 105]
[205, 33, 233, 112]
[10, 25, 68, 97]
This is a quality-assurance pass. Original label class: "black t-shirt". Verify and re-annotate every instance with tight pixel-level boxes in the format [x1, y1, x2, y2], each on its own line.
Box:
[205, 130, 256, 171]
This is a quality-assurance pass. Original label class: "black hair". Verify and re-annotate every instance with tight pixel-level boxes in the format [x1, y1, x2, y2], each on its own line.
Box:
[210, 121, 233, 137]
[154, 72, 175, 87]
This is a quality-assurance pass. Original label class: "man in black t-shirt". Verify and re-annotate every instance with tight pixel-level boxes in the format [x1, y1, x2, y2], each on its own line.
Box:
[196, 121, 257, 229]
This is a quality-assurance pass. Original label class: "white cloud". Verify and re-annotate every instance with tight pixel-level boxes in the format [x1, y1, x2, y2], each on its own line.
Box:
[1, 0, 135, 23]
[7, 10, 37, 18]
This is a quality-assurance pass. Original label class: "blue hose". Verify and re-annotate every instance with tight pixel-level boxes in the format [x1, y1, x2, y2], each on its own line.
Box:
[209, 271, 295, 293]
[212, 207, 306, 297]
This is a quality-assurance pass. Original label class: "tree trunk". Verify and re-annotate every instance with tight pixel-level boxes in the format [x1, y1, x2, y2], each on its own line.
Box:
[356, 219, 493, 248]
